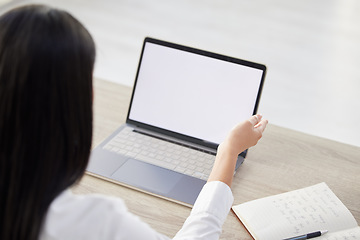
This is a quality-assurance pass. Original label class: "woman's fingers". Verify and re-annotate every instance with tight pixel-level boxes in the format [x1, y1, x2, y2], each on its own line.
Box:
[248, 114, 262, 126]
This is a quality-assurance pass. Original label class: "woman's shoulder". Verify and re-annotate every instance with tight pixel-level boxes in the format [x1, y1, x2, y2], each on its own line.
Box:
[40, 189, 167, 240]
[40, 189, 128, 240]
[53, 189, 127, 211]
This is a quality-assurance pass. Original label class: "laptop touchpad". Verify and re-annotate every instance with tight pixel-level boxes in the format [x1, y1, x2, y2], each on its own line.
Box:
[111, 159, 182, 194]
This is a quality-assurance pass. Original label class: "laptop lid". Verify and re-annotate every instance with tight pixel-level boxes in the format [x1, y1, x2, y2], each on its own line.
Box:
[126, 37, 266, 155]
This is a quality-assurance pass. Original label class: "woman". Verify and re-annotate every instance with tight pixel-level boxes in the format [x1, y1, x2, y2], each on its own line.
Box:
[0, 4, 267, 240]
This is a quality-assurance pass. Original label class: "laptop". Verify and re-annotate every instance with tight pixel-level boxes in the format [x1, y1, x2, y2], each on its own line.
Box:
[87, 37, 266, 206]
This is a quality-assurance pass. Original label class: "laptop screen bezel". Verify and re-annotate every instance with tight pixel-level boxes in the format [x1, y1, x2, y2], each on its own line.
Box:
[125, 37, 266, 155]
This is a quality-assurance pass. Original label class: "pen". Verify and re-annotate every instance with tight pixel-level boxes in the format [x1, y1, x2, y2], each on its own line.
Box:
[283, 230, 328, 240]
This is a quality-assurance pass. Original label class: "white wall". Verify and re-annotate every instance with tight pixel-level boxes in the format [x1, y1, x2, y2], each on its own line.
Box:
[2, 0, 359, 147]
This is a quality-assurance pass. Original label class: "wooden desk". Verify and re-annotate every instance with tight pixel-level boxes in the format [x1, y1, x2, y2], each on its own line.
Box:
[72, 79, 360, 239]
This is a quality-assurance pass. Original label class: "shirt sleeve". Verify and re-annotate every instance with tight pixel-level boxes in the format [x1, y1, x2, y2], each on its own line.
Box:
[173, 181, 234, 240]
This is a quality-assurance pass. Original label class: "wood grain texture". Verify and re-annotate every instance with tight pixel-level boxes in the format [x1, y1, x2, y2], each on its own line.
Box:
[72, 78, 360, 239]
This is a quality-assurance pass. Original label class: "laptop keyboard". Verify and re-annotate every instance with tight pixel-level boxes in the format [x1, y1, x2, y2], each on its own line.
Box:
[103, 127, 215, 180]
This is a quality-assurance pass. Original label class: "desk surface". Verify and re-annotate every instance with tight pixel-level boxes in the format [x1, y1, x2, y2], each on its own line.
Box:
[72, 79, 360, 239]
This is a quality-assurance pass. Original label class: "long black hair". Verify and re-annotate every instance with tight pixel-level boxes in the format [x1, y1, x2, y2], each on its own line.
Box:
[0, 4, 95, 240]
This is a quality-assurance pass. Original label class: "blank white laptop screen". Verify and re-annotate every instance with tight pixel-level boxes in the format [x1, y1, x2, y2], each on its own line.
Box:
[129, 42, 264, 145]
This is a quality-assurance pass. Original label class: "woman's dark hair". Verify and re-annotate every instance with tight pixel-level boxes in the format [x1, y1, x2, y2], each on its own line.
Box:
[0, 4, 95, 240]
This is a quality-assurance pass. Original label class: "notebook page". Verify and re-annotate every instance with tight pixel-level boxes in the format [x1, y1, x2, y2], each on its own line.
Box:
[232, 182, 358, 240]
[319, 226, 360, 239]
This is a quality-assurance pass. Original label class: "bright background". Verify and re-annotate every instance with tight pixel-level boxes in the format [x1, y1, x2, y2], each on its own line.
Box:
[1, 0, 359, 147]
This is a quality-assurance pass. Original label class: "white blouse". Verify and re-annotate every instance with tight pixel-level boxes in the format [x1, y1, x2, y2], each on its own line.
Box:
[40, 181, 234, 240]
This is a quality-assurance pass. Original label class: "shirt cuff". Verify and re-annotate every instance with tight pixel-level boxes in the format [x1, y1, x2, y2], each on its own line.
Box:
[191, 181, 234, 223]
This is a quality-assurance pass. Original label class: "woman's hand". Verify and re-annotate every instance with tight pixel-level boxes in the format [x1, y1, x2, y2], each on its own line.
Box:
[220, 114, 268, 157]
[207, 114, 268, 187]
